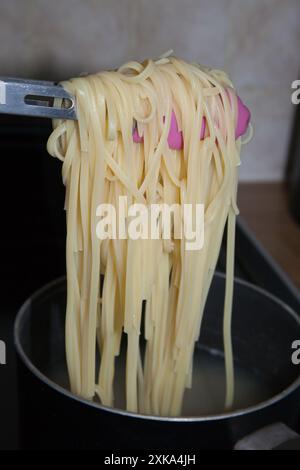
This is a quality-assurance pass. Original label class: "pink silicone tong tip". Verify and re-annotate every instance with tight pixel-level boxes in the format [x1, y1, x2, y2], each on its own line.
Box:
[132, 91, 251, 148]
[235, 95, 251, 139]
[167, 112, 183, 150]
[166, 113, 207, 149]
[133, 127, 143, 143]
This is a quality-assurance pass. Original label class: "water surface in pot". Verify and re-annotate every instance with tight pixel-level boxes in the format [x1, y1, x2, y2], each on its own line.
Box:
[46, 346, 272, 416]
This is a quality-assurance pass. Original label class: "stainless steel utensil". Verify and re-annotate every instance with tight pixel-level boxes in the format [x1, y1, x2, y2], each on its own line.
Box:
[0, 77, 77, 120]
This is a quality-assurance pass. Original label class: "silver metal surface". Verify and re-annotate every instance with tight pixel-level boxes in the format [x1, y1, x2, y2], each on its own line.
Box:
[234, 422, 299, 450]
[0, 77, 77, 120]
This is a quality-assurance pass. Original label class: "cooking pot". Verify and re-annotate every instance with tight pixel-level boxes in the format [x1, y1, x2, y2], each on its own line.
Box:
[14, 273, 300, 449]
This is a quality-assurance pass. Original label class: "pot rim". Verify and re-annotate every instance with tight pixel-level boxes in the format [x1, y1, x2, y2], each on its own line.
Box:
[14, 272, 300, 423]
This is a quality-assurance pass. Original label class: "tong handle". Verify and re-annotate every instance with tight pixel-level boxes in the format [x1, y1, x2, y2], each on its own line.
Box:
[0, 77, 77, 120]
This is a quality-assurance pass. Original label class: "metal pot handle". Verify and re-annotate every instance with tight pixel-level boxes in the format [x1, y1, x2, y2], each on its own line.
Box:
[235, 423, 300, 450]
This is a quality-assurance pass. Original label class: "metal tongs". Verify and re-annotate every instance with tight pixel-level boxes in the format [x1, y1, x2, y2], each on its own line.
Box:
[0, 77, 252, 146]
[0, 77, 77, 120]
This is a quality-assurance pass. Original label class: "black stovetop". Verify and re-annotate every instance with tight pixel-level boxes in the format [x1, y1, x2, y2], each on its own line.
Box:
[0, 116, 299, 450]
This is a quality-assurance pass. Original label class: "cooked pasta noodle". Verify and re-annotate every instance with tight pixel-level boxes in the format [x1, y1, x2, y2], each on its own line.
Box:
[47, 54, 247, 416]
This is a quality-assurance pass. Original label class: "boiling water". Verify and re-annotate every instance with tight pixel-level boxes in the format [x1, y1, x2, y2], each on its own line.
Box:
[47, 346, 272, 417]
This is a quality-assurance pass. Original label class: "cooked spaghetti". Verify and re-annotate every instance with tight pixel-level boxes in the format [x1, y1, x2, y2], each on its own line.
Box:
[47, 54, 249, 416]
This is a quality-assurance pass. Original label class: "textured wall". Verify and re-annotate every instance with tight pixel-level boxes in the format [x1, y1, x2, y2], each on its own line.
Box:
[0, 0, 299, 181]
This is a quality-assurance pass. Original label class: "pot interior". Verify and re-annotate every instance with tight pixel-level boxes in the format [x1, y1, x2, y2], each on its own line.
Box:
[15, 274, 300, 417]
